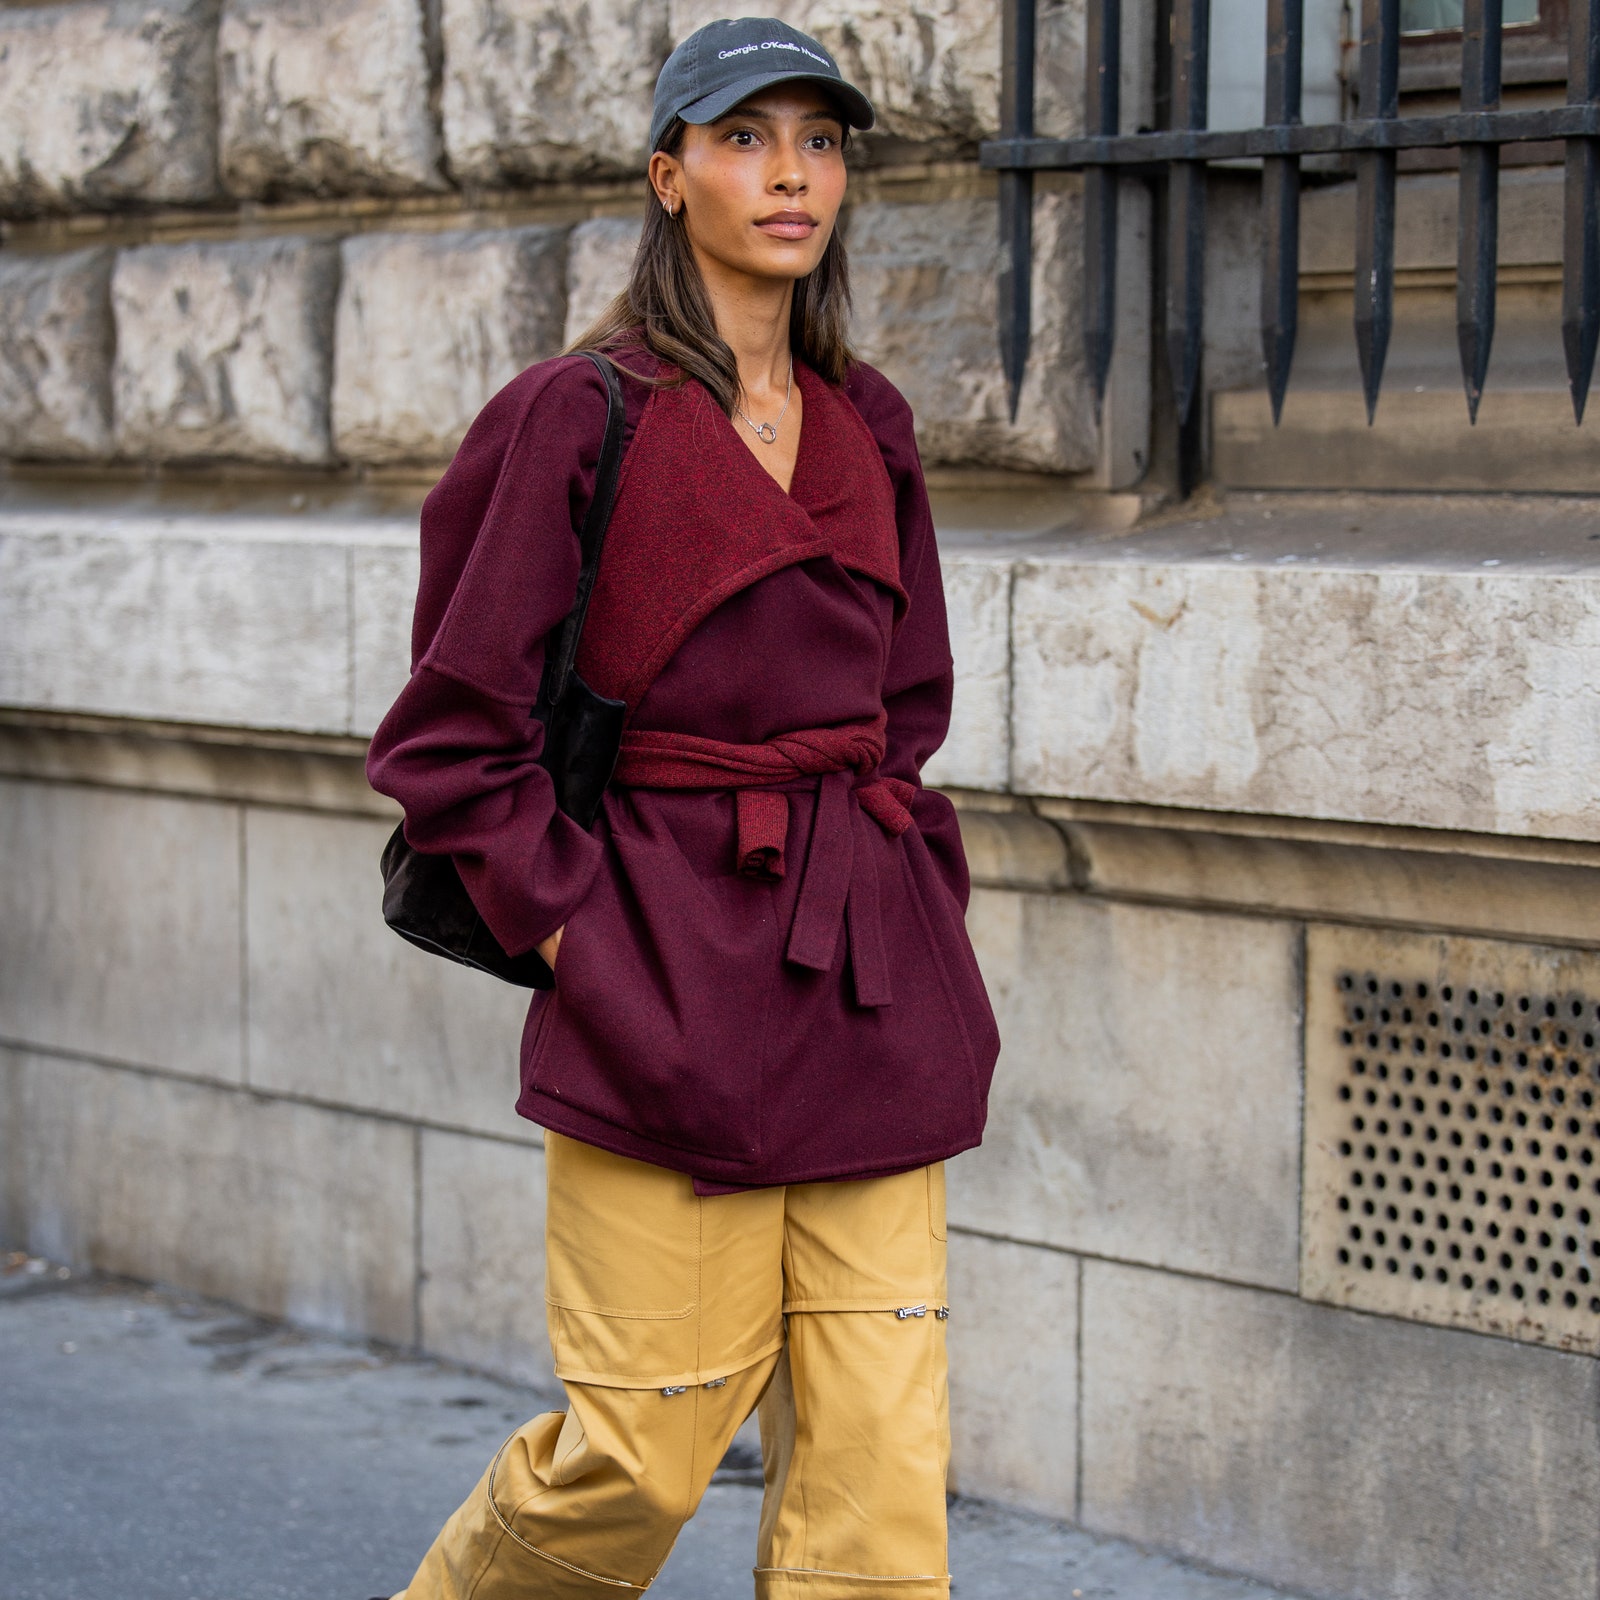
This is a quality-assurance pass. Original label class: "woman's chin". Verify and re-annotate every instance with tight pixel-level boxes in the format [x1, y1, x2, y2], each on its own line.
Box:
[718, 243, 830, 285]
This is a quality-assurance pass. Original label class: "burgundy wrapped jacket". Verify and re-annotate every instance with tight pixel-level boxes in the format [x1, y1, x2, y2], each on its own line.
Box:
[367, 347, 1000, 1190]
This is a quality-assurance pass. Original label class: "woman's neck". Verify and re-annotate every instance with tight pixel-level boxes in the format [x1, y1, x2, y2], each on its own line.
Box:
[694, 249, 795, 402]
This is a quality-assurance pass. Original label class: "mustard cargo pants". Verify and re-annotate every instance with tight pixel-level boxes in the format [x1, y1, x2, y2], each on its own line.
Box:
[398, 1130, 951, 1600]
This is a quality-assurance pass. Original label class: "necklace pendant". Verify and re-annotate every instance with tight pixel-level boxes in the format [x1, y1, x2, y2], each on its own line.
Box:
[754, 422, 778, 444]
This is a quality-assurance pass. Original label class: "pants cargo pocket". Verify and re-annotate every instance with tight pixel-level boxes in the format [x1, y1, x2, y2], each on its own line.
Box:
[543, 1130, 786, 1389]
[543, 1130, 705, 1389]
[546, 1298, 701, 1390]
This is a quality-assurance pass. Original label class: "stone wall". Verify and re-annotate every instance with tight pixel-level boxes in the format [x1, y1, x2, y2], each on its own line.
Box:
[4, 4, 1600, 1600]
[7, 493, 1600, 1600]
[0, 0, 1100, 474]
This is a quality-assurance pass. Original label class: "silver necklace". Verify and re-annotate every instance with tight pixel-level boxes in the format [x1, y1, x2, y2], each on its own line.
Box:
[734, 360, 793, 445]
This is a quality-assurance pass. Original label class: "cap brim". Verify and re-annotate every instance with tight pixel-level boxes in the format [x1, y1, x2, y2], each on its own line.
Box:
[678, 70, 876, 135]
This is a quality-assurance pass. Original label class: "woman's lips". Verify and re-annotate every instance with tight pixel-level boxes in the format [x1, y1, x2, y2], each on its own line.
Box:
[756, 214, 818, 240]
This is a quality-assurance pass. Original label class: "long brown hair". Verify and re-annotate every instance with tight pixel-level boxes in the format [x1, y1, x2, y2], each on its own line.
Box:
[566, 115, 856, 414]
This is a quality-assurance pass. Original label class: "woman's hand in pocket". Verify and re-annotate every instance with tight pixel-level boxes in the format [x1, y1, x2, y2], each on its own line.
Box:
[537, 925, 564, 970]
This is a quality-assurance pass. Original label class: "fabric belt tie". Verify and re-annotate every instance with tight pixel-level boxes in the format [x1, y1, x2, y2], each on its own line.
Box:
[612, 719, 916, 1008]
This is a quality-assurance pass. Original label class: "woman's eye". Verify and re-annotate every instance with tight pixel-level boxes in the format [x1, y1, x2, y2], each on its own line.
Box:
[728, 128, 760, 147]
[805, 134, 837, 151]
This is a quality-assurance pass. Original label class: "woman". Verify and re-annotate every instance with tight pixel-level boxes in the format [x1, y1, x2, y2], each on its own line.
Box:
[368, 16, 1000, 1598]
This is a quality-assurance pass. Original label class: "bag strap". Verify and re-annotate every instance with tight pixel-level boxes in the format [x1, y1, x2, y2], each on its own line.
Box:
[546, 350, 627, 704]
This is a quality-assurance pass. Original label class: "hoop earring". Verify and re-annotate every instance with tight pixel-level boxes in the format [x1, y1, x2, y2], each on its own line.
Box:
[662, 198, 677, 217]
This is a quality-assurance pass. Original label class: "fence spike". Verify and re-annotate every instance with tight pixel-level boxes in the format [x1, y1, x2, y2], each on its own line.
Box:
[1565, 144, 1600, 423]
[1458, 148, 1499, 423]
[1564, 0, 1600, 424]
[1167, 0, 1210, 424]
[1260, 0, 1304, 425]
[1168, 165, 1207, 423]
[1354, 158, 1397, 423]
[1354, 0, 1400, 424]
[1083, 0, 1121, 413]
[1456, 0, 1502, 424]
[1261, 162, 1301, 426]
[999, 171, 1034, 421]
[1084, 170, 1119, 416]
[998, 0, 1037, 422]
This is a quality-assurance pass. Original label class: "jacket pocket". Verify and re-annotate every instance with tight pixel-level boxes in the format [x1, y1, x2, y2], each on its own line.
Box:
[530, 807, 779, 1161]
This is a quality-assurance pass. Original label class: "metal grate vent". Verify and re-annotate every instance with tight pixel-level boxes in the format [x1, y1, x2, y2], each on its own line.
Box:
[1304, 928, 1600, 1353]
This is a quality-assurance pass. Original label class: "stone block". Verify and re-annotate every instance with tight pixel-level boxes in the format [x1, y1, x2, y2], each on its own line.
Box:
[219, 0, 445, 198]
[441, 0, 670, 183]
[244, 808, 536, 1135]
[849, 194, 1096, 472]
[953, 891, 1302, 1290]
[0, 0, 218, 215]
[0, 780, 243, 1082]
[1080, 1260, 1600, 1600]
[113, 237, 338, 464]
[563, 216, 641, 348]
[0, 248, 114, 459]
[333, 227, 568, 463]
[947, 1230, 1078, 1519]
[666, 0, 1086, 147]
[0, 512, 353, 732]
[922, 551, 1011, 790]
[1011, 553, 1600, 842]
[351, 542, 421, 736]
[1, 1046, 416, 1341]
[420, 1129, 556, 1389]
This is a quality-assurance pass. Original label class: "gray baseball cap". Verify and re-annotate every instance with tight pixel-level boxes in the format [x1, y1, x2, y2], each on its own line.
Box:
[649, 16, 875, 153]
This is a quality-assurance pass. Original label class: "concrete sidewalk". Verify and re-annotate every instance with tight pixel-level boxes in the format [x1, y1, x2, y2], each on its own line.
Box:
[0, 1260, 1309, 1600]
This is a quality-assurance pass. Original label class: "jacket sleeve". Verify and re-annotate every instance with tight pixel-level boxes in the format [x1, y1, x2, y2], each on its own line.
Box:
[366, 356, 616, 956]
[845, 362, 972, 911]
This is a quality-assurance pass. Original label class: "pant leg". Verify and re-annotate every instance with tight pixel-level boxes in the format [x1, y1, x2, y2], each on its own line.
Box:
[398, 1357, 778, 1600]
[397, 1132, 788, 1599]
[755, 1164, 951, 1600]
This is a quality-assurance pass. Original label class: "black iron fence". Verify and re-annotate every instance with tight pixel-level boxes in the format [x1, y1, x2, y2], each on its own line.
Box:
[980, 0, 1600, 427]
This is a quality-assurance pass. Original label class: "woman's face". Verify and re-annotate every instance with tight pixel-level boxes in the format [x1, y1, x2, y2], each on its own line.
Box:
[651, 83, 847, 286]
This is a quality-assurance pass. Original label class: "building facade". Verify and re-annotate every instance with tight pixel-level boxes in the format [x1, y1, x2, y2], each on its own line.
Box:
[3, 2, 1599, 1597]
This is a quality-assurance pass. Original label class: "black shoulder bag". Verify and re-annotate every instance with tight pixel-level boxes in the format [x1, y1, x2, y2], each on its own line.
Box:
[378, 350, 629, 989]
